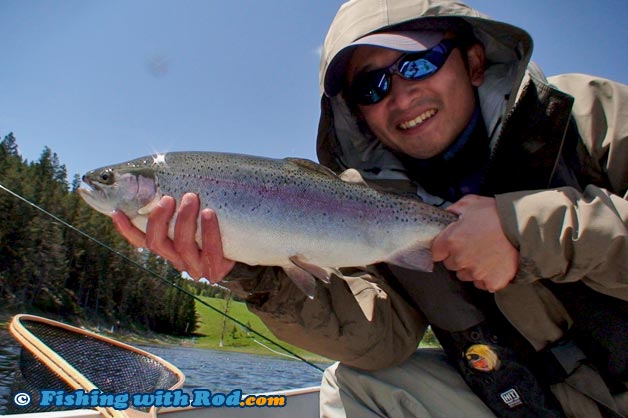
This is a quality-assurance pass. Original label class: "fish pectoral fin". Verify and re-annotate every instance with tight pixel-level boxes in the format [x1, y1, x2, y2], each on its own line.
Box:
[338, 168, 367, 185]
[284, 158, 338, 178]
[289, 256, 332, 284]
[386, 244, 435, 272]
[283, 266, 317, 300]
[137, 192, 164, 216]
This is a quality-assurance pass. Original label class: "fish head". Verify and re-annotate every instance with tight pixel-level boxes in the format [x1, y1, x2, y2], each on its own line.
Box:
[78, 160, 161, 217]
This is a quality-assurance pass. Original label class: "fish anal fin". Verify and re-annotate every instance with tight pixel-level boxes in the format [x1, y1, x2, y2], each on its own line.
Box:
[386, 244, 434, 272]
[283, 266, 317, 300]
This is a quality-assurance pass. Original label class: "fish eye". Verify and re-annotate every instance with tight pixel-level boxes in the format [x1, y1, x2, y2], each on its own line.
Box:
[99, 170, 114, 184]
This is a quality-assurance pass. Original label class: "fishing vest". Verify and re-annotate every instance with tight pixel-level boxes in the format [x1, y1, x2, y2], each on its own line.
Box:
[488, 75, 627, 417]
[388, 75, 627, 417]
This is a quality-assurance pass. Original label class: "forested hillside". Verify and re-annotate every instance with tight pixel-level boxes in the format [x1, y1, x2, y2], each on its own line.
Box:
[0, 132, 223, 336]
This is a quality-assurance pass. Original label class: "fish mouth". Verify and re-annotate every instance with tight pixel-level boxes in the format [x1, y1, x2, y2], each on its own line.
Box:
[78, 176, 96, 196]
[77, 180, 115, 216]
[80, 174, 107, 194]
[76, 185, 99, 203]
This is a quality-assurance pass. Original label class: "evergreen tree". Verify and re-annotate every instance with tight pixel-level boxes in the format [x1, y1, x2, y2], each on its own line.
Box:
[0, 132, 19, 157]
[0, 134, 31, 307]
[0, 132, 198, 337]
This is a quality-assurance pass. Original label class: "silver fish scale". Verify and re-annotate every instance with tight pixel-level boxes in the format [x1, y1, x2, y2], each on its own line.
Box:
[147, 153, 448, 265]
[155, 152, 449, 228]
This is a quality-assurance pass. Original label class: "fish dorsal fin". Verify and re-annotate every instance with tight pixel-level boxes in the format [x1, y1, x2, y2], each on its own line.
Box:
[284, 158, 338, 179]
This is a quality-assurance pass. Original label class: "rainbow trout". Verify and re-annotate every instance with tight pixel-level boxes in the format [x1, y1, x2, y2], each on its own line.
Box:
[78, 152, 456, 297]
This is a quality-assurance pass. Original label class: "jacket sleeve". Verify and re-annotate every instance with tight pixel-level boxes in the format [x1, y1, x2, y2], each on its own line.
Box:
[220, 263, 426, 371]
[495, 75, 628, 298]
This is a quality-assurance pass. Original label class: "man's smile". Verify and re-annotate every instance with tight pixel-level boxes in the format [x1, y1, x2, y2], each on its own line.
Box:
[399, 109, 438, 130]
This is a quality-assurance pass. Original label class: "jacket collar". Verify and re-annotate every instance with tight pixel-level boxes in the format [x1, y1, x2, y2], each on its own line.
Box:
[482, 73, 575, 194]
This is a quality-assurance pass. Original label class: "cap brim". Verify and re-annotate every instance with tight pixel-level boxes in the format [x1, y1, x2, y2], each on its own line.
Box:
[324, 31, 444, 97]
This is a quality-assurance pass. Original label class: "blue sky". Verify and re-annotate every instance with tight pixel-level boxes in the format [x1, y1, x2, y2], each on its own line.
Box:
[1, 0, 626, 183]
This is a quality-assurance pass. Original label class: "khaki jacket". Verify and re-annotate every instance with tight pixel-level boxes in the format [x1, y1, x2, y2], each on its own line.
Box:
[223, 0, 627, 416]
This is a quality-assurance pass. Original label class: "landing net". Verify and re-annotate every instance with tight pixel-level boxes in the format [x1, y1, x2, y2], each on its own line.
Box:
[7, 314, 184, 417]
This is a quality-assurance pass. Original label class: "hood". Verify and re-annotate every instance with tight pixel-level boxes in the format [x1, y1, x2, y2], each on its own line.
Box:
[316, 0, 537, 184]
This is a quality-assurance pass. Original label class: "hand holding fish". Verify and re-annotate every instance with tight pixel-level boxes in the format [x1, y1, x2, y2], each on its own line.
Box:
[113, 193, 235, 282]
[432, 195, 519, 292]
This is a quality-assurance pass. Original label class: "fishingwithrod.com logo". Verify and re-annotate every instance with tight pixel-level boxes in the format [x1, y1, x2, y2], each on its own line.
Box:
[13, 389, 286, 409]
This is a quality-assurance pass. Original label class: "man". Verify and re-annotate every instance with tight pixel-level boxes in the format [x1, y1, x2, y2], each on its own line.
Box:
[114, 0, 628, 417]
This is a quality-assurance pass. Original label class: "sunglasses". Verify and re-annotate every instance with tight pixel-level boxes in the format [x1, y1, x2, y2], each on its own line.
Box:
[347, 38, 457, 106]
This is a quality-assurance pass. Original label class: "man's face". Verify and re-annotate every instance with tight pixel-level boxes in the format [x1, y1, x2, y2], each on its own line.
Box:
[346, 41, 485, 159]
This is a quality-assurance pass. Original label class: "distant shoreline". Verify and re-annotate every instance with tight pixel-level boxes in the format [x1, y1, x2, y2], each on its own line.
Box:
[0, 309, 331, 365]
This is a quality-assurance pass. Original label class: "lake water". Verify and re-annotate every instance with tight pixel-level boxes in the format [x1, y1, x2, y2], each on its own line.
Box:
[0, 325, 329, 415]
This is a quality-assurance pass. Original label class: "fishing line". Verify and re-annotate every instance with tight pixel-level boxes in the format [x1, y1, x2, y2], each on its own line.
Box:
[0, 182, 325, 373]
[252, 339, 301, 361]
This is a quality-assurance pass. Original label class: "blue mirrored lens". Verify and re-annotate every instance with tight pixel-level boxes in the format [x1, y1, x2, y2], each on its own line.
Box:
[352, 71, 389, 104]
[398, 59, 438, 79]
[349, 39, 456, 105]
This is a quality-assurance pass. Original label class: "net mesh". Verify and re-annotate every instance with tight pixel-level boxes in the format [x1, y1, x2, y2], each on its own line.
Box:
[8, 349, 76, 414]
[7, 315, 183, 416]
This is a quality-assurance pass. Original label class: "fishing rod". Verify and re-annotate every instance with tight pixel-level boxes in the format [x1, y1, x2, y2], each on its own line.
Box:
[0, 182, 325, 373]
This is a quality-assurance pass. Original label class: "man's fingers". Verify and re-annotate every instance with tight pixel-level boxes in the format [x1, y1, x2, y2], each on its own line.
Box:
[112, 210, 147, 248]
[174, 193, 201, 252]
[200, 209, 235, 282]
[455, 268, 474, 282]
[431, 228, 451, 262]
[144, 196, 188, 270]
[145, 196, 176, 250]
[113, 194, 234, 282]
[444, 194, 482, 216]
[112, 206, 187, 270]
[473, 280, 490, 292]
[172, 194, 205, 278]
